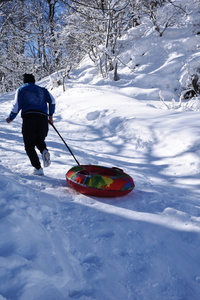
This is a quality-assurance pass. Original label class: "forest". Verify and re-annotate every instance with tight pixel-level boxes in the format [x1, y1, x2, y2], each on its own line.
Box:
[0, 0, 199, 93]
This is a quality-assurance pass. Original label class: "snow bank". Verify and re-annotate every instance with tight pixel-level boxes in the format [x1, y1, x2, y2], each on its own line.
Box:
[1, 8, 200, 299]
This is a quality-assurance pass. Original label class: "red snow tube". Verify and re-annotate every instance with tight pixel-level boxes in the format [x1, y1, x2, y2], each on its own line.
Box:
[66, 165, 135, 197]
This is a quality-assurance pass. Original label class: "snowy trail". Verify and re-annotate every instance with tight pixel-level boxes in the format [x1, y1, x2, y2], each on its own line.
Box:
[1, 79, 200, 300]
[1, 4, 200, 297]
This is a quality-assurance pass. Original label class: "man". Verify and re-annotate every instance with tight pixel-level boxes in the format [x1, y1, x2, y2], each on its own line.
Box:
[6, 73, 56, 176]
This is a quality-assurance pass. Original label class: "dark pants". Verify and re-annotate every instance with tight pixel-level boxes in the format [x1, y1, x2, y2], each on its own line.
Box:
[22, 113, 48, 169]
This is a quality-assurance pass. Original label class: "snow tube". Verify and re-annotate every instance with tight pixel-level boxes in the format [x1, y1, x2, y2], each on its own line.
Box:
[66, 165, 135, 197]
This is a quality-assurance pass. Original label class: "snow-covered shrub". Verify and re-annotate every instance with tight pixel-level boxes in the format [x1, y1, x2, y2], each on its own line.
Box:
[179, 53, 200, 102]
[180, 96, 200, 111]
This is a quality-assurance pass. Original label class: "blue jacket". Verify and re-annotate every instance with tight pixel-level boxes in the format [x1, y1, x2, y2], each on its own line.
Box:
[8, 83, 56, 121]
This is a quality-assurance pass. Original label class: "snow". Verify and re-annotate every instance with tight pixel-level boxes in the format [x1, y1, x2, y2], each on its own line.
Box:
[1, 20, 200, 300]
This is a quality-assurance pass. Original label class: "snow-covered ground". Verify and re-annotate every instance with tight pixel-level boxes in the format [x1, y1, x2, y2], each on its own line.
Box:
[1, 17, 200, 300]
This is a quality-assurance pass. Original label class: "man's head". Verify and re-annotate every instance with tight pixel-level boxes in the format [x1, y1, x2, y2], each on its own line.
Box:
[23, 73, 35, 84]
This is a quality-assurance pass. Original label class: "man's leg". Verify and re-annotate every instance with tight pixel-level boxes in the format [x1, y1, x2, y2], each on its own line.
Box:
[22, 115, 41, 170]
[35, 115, 49, 154]
[35, 115, 51, 167]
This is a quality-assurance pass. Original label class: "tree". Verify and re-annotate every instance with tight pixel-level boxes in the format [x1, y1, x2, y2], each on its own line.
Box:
[0, 0, 69, 92]
[136, 0, 187, 36]
[60, 0, 133, 80]
[0, 0, 30, 91]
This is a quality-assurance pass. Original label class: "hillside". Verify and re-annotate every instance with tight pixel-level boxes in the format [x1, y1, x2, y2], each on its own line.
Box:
[0, 10, 200, 300]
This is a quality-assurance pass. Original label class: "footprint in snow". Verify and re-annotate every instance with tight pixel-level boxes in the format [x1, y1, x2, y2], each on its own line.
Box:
[86, 110, 100, 121]
[109, 116, 124, 132]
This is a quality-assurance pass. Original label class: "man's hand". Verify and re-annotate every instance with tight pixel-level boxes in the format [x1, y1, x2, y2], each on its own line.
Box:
[6, 118, 11, 123]
[49, 116, 53, 124]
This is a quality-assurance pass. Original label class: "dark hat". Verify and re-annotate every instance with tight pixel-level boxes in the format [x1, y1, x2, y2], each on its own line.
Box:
[23, 73, 35, 84]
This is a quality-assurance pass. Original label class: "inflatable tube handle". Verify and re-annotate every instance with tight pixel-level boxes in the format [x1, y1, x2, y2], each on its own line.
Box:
[112, 167, 123, 173]
[77, 170, 91, 176]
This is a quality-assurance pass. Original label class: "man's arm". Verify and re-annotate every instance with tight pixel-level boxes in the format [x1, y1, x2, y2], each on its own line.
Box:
[6, 89, 20, 122]
[47, 90, 55, 124]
